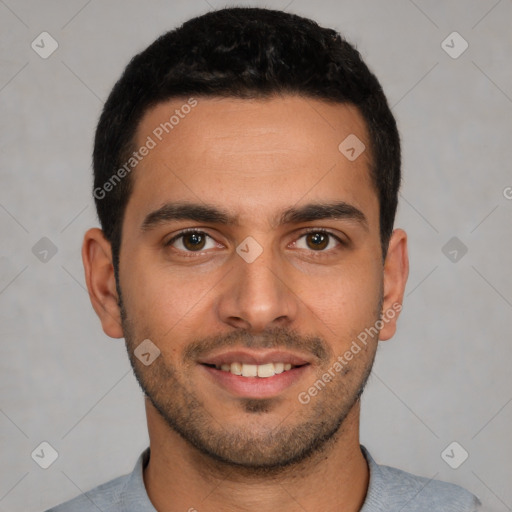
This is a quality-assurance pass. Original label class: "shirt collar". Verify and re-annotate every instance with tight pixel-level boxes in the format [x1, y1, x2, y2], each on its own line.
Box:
[119, 447, 156, 511]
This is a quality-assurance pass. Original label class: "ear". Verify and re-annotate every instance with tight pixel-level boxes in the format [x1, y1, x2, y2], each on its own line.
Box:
[82, 227, 124, 339]
[379, 228, 409, 341]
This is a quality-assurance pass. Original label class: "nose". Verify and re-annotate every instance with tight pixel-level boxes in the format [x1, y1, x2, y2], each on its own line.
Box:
[215, 242, 299, 332]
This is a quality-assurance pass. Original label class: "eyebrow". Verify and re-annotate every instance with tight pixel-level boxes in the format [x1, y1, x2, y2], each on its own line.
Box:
[141, 200, 368, 232]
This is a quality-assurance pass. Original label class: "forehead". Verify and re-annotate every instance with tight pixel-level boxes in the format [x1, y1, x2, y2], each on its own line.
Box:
[125, 95, 377, 230]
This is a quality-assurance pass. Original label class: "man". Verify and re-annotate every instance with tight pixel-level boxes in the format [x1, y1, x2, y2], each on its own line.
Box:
[47, 7, 481, 512]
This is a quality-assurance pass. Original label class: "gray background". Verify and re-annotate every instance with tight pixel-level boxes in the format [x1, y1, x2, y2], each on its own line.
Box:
[1, 0, 511, 511]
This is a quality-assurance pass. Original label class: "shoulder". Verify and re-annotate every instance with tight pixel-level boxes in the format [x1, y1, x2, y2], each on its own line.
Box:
[43, 473, 129, 512]
[43, 448, 152, 512]
[361, 446, 482, 512]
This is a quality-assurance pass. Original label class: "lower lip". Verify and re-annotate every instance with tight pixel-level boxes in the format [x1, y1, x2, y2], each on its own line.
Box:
[200, 364, 310, 399]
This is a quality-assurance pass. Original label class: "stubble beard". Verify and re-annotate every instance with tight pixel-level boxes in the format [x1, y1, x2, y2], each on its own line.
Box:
[118, 291, 381, 474]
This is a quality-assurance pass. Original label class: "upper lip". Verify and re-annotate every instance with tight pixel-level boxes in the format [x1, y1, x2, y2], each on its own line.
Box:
[197, 349, 311, 367]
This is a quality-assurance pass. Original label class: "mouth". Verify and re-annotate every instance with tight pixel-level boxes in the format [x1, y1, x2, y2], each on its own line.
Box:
[203, 361, 303, 378]
[198, 350, 312, 398]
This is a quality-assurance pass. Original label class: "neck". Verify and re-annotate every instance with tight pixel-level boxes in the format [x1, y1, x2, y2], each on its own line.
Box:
[143, 399, 369, 512]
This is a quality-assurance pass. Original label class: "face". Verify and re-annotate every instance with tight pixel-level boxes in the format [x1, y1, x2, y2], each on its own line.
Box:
[87, 95, 407, 470]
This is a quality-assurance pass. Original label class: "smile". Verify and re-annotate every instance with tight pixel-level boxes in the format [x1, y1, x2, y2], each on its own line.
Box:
[210, 362, 296, 378]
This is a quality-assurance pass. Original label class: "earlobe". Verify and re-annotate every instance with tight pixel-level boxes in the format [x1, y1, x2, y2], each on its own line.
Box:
[82, 228, 124, 339]
[379, 228, 409, 341]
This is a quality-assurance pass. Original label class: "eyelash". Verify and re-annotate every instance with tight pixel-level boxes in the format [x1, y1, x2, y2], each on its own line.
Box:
[164, 228, 345, 255]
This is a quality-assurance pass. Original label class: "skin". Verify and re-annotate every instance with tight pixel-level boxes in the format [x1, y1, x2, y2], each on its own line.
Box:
[82, 95, 409, 512]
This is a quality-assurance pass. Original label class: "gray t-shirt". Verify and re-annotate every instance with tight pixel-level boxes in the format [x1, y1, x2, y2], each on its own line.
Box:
[45, 445, 482, 511]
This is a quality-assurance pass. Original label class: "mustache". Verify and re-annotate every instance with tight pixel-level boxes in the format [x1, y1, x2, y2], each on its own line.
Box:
[183, 326, 331, 363]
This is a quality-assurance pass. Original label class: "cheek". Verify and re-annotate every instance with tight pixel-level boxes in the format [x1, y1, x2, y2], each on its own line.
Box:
[121, 253, 220, 335]
[302, 258, 381, 314]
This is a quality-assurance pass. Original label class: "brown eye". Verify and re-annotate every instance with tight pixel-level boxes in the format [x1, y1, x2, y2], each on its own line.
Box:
[294, 230, 342, 252]
[182, 232, 206, 251]
[166, 230, 216, 252]
[305, 232, 329, 250]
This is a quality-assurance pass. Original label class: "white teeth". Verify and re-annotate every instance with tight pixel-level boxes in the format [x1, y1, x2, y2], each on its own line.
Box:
[216, 362, 296, 377]
[241, 364, 258, 377]
[274, 362, 284, 374]
[230, 362, 242, 375]
[257, 363, 275, 378]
